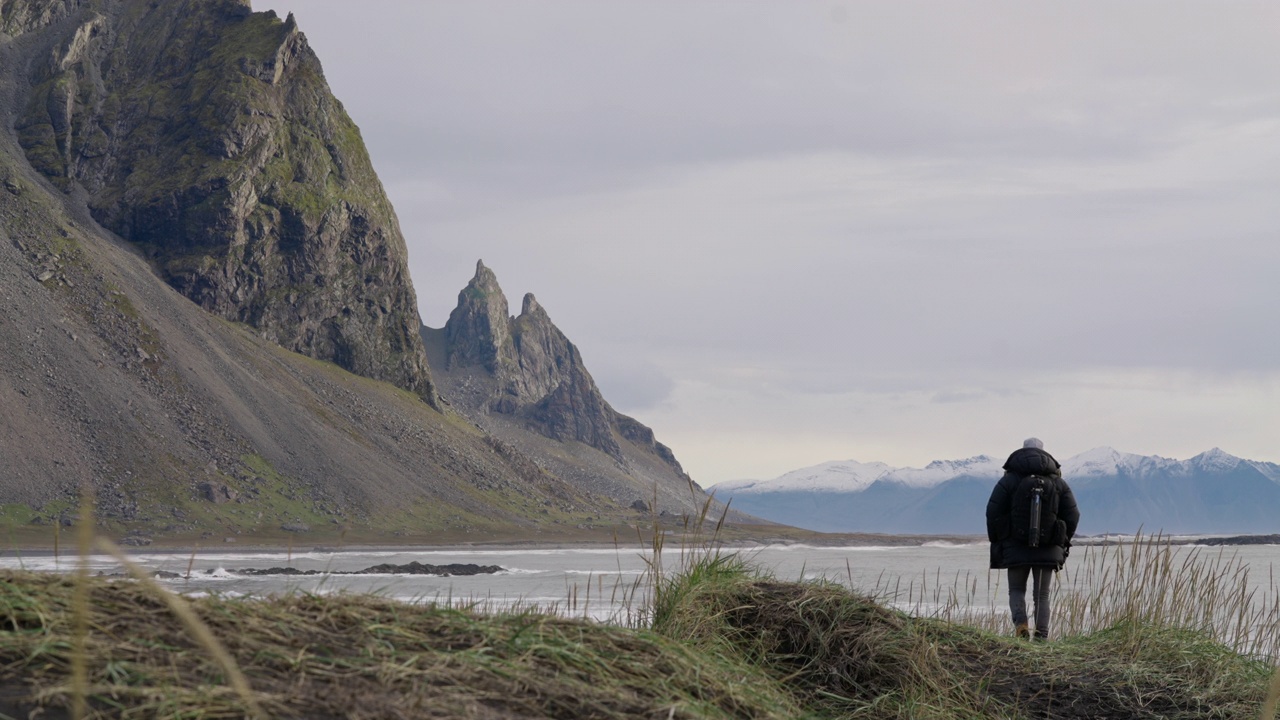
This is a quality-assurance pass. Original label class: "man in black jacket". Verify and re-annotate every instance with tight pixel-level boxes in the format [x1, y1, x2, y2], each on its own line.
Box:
[986, 437, 1080, 640]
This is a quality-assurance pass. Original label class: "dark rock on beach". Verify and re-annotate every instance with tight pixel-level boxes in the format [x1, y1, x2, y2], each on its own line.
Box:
[232, 561, 503, 576]
[1096, 533, 1280, 548]
[357, 561, 504, 576]
[1192, 534, 1280, 546]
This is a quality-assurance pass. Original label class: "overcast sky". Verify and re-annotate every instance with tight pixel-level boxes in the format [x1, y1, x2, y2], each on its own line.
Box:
[259, 1, 1280, 484]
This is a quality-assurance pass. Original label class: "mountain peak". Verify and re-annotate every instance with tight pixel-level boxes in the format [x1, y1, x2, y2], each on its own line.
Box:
[924, 455, 996, 470]
[1063, 446, 1126, 476]
[438, 263, 687, 482]
[890, 455, 1003, 487]
[1190, 447, 1241, 472]
[521, 293, 542, 317]
[719, 459, 894, 494]
[444, 261, 512, 373]
[471, 259, 502, 292]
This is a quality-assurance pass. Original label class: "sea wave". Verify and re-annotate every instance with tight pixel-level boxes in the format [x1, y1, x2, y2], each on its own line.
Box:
[756, 544, 916, 553]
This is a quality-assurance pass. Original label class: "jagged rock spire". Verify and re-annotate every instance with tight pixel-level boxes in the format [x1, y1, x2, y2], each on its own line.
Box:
[441, 261, 686, 476]
[444, 260, 514, 373]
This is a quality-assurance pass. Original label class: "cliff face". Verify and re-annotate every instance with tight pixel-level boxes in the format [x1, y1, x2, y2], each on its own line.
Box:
[12, 0, 435, 403]
[437, 261, 689, 488]
[507, 294, 620, 457]
[1, 0, 85, 36]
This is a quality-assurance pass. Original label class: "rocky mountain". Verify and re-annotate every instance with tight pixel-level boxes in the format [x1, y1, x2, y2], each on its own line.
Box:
[0, 0, 703, 543]
[422, 261, 699, 514]
[11, 0, 434, 402]
[715, 448, 1280, 535]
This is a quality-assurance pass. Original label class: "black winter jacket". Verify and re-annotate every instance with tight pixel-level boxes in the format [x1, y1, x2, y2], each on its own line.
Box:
[986, 448, 1080, 570]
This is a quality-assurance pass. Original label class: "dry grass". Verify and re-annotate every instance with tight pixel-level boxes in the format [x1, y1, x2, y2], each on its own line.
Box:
[637, 507, 1277, 719]
[650, 560, 1273, 720]
[0, 569, 795, 719]
[868, 532, 1280, 661]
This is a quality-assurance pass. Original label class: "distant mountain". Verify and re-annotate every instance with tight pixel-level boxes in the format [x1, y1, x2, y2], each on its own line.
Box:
[715, 448, 1280, 535]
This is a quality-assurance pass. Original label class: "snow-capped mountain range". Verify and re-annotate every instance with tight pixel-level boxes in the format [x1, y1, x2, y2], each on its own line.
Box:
[717, 456, 1003, 495]
[714, 448, 1280, 535]
[1063, 447, 1280, 484]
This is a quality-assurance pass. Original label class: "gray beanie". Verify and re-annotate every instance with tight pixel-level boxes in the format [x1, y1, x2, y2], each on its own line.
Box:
[1023, 437, 1044, 450]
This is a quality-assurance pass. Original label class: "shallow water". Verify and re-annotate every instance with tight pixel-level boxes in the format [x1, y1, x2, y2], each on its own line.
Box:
[2, 540, 1276, 627]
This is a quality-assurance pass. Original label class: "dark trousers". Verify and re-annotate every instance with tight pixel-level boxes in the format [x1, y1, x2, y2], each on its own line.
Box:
[1008, 565, 1053, 638]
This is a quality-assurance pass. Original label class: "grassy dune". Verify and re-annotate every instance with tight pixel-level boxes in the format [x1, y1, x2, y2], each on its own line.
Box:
[1, 535, 1278, 719]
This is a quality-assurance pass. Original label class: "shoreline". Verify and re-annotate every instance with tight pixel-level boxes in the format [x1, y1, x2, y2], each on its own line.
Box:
[0, 531, 988, 557]
[5, 530, 1276, 559]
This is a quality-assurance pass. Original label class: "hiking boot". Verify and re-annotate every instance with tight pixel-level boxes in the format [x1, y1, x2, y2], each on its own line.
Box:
[1033, 631, 1049, 642]
[1015, 623, 1030, 639]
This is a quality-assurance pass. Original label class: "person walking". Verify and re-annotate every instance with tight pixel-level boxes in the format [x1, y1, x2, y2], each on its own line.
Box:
[986, 437, 1080, 640]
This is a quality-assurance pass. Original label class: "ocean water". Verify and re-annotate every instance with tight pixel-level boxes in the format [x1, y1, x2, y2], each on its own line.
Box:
[2, 540, 1276, 627]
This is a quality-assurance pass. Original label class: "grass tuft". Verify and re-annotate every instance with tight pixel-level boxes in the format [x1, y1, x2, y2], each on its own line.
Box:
[651, 567, 1271, 719]
[867, 531, 1280, 661]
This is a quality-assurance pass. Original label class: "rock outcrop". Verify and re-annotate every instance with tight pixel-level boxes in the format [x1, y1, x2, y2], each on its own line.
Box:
[432, 261, 692, 502]
[444, 261, 514, 375]
[12, 0, 435, 403]
[0, 0, 85, 36]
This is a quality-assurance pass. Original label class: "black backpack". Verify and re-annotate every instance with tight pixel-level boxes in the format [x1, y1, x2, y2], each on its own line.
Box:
[1010, 474, 1062, 547]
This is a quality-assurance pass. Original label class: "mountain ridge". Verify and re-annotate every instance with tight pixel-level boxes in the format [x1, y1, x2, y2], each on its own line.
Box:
[716, 448, 1280, 535]
[423, 260, 698, 514]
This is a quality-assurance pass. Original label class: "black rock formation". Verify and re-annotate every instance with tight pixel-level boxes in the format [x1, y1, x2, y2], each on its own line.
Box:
[232, 562, 504, 576]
